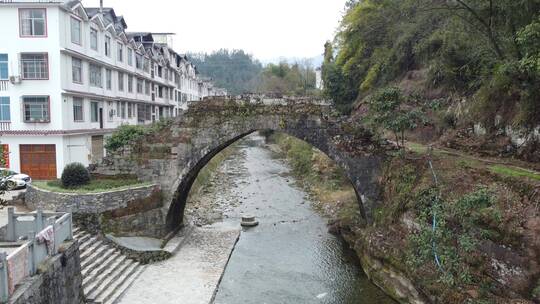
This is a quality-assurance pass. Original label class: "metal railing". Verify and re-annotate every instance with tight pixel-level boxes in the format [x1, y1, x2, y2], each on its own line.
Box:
[0, 208, 73, 302]
[0, 81, 7, 92]
[0, 122, 10, 131]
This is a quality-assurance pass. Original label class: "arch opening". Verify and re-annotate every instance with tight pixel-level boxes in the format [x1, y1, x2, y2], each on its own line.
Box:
[165, 130, 367, 233]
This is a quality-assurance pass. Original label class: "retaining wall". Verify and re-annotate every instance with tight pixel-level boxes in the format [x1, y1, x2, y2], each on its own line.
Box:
[8, 240, 84, 304]
[25, 184, 166, 238]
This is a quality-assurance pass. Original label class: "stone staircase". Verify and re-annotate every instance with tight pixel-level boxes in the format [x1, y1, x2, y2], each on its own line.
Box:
[73, 227, 145, 304]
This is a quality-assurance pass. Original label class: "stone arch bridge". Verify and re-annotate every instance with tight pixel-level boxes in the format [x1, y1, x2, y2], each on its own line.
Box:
[95, 96, 389, 237]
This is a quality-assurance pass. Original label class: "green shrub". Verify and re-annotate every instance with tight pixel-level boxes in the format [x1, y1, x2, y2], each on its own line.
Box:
[105, 125, 147, 152]
[408, 188, 497, 288]
[105, 121, 173, 152]
[532, 279, 540, 300]
[285, 138, 313, 177]
[61, 163, 90, 188]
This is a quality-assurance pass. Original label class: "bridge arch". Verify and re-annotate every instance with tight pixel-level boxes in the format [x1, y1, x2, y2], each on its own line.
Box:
[165, 129, 367, 231]
[97, 97, 386, 237]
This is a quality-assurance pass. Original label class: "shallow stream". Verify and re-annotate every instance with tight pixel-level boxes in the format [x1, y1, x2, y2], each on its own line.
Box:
[190, 133, 395, 304]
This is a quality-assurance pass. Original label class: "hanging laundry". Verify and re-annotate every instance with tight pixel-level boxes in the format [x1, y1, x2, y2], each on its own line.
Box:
[36, 225, 55, 254]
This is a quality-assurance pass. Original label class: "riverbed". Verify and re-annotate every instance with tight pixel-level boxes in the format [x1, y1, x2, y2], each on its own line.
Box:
[187, 133, 395, 304]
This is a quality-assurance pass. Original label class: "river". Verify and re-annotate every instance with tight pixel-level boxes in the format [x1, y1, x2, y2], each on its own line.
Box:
[187, 133, 395, 304]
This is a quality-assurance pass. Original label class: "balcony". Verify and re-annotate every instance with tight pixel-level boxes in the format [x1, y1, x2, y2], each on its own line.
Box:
[0, 80, 8, 91]
[0, 122, 11, 131]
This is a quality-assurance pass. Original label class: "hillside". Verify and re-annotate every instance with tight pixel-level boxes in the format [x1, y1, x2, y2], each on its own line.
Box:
[190, 50, 319, 96]
[322, 0, 540, 159]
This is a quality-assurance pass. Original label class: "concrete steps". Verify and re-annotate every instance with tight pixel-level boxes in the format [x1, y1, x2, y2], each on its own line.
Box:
[74, 228, 145, 304]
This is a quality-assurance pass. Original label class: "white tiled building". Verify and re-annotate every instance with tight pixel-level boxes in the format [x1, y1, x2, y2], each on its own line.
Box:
[0, 0, 226, 179]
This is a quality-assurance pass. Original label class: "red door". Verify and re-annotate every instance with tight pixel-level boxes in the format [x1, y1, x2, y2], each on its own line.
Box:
[20, 145, 57, 180]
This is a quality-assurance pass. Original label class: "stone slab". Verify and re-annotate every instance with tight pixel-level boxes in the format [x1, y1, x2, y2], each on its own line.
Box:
[162, 225, 194, 254]
[116, 222, 240, 304]
[106, 235, 163, 252]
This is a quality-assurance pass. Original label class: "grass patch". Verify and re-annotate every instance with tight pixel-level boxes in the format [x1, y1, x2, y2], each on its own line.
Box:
[407, 142, 429, 154]
[489, 165, 540, 181]
[33, 178, 149, 194]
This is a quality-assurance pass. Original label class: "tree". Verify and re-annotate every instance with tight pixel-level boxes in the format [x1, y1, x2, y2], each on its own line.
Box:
[369, 87, 422, 148]
[188, 49, 263, 94]
[257, 61, 317, 96]
[517, 16, 540, 73]
[434, 0, 540, 60]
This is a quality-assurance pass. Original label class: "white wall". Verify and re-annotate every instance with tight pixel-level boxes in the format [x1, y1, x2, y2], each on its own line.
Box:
[64, 134, 91, 167]
[0, 5, 63, 130]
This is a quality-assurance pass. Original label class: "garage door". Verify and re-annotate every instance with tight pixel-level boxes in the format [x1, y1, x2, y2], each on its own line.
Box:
[20, 145, 57, 180]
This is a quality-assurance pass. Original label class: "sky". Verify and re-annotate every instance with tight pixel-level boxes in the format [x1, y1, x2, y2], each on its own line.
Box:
[83, 0, 347, 62]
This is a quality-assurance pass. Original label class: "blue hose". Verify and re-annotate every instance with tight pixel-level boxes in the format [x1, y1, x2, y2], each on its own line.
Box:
[428, 159, 444, 272]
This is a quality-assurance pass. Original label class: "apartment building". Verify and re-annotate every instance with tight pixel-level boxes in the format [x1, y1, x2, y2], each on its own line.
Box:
[0, 0, 226, 179]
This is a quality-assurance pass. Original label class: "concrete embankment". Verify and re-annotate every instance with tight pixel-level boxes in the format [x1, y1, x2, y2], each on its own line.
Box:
[117, 223, 240, 304]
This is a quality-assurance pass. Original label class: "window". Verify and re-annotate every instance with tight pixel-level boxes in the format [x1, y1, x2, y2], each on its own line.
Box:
[128, 75, 133, 93]
[19, 9, 46, 37]
[127, 102, 133, 118]
[105, 36, 111, 57]
[143, 58, 150, 72]
[89, 64, 102, 87]
[144, 81, 150, 95]
[90, 28, 98, 51]
[135, 53, 143, 69]
[127, 48, 133, 66]
[0, 97, 10, 121]
[90, 101, 99, 122]
[106, 69, 111, 90]
[73, 97, 83, 122]
[118, 72, 124, 91]
[72, 57, 82, 84]
[107, 101, 114, 121]
[23, 96, 49, 122]
[0, 54, 7, 80]
[117, 42, 123, 62]
[70, 17, 81, 45]
[21, 53, 48, 79]
[158, 66, 162, 78]
[136, 78, 143, 93]
[146, 105, 152, 120]
[158, 86, 163, 98]
[120, 102, 126, 119]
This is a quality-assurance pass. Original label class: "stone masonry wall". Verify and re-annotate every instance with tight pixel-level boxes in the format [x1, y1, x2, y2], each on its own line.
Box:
[8, 240, 84, 304]
[25, 184, 159, 214]
[25, 184, 166, 238]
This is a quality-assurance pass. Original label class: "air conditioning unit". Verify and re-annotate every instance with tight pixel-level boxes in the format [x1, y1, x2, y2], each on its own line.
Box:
[9, 76, 21, 85]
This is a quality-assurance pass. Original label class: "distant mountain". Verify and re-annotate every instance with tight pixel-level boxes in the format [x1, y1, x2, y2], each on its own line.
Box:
[259, 55, 324, 68]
